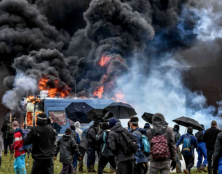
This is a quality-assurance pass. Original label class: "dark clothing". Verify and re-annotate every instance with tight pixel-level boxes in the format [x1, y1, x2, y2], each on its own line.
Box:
[87, 125, 97, 146]
[98, 156, 116, 174]
[24, 119, 56, 160]
[60, 163, 74, 174]
[195, 130, 205, 143]
[203, 127, 221, 150]
[1, 121, 13, 139]
[31, 158, 54, 174]
[183, 155, 194, 172]
[134, 162, 148, 174]
[108, 123, 134, 162]
[3, 139, 13, 155]
[54, 135, 81, 164]
[50, 122, 62, 137]
[87, 146, 96, 170]
[116, 159, 134, 174]
[213, 132, 222, 173]
[208, 150, 217, 174]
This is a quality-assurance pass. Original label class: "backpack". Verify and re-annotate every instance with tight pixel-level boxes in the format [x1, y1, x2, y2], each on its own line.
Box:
[6, 123, 14, 138]
[195, 131, 205, 143]
[134, 131, 150, 156]
[118, 131, 138, 156]
[18, 129, 32, 156]
[182, 135, 192, 153]
[150, 128, 170, 160]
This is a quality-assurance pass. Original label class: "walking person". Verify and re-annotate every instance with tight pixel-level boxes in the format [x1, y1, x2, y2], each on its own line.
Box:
[108, 118, 135, 174]
[79, 128, 88, 172]
[129, 117, 148, 174]
[24, 113, 56, 174]
[195, 124, 208, 172]
[1, 117, 14, 155]
[203, 120, 221, 174]
[54, 128, 82, 174]
[176, 127, 198, 174]
[11, 121, 26, 174]
[147, 113, 176, 174]
[173, 125, 182, 173]
[87, 121, 100, 172]
[97, 122, 116, 174]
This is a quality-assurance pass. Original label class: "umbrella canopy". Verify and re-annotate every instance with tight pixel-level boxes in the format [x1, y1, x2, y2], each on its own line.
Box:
[65, 102, 93, 123]
[87, 109, 108, 122]
[142, 112, 153, 124]
[173, 116, 203, 130]
[104, 102, 137, 119]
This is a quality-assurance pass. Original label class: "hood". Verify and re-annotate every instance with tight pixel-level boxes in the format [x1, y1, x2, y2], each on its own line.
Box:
[74, 121, 81, 129]
[110, 122, 125, 132]
[36, 119, 47, 126]
[152, 113, 167, 134]
[62, 134, 71, 141]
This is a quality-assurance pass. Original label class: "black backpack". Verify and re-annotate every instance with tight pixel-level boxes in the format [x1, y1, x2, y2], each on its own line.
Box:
[118, 130, 138, 156]
[195, 130, 205, 143]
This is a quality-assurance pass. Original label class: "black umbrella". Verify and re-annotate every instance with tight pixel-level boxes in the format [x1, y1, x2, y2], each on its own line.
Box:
[87, 109, 108, 122]
[65, 102, 93, 123]
[173, 116, 203, 130]
[142, 112, 153, 124]
[104, 102, 137, 119]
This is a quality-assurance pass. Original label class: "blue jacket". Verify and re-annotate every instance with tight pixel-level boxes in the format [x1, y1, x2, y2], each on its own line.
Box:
[72, 130, 81, 144]
[131, 128, 148, 163]
[176, 133, 198, 156]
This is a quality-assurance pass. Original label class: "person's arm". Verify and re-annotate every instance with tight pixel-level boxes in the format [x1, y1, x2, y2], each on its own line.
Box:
[108, 132, 117, 152]
[169, 129, 176, 161]
[71, 138, 82, 159]
[176, 135, 184, 147]
[1, 123, 6, 133]
[24, 128, 34, 145]
[89, 128, 97, 144]
[193, 136, 198, 148]
[203, 130, 207, 143]
[54, 139, 61, 157]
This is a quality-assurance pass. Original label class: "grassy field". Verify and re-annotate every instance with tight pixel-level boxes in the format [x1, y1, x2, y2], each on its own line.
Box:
[0, 152, 195, 174]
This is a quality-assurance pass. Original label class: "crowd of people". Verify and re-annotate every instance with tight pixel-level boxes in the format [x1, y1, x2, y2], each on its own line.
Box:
[1, 113, 222, 174]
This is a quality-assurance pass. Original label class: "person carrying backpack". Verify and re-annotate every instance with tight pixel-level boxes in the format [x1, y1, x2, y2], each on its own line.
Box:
[108, 118, 136, 174]
[10, 121, 26, 174]
[147, 113, 176, 174]
[1, 117, 14, 155]
[195, 124, 207, 172]
[129, 117, 149, 174]
[173, 124, 182, 173]
[97, 122, 116, 174]
[54, 128, 82, 174]
[176, 127, 198, 174]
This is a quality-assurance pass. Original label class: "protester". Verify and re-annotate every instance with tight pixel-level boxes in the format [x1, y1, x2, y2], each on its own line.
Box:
[195, 124, 207, 172]
[79, 128, 88, 172]
[49, 117, 62, 137]
[144, 123, 151, 130]
[203, 120, 221, 174]
[176, 127, 198, 174]
[11, 121, 26, 174]
[54, 128, 82, 174]
[1, 117, 14, 155]
[147, 113, 176, 174]
[87, 121, 100, 172]
[173, 125, 182, 173]
[108, 118, 135, 174]
[213, 131, 222, 174]
[24, 113, 56, 174]
[129, 117, 148, 174]
[70, 123, 81, 174]
[97, 122, 116, 174]
[75, 121, 83, 139]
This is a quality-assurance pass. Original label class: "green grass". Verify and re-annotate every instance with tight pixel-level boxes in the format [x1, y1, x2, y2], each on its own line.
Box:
[0, 152, 196, 174]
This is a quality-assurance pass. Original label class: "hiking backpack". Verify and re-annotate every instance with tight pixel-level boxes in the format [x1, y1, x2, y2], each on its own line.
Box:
[119, 131, 138, 156]
[6, 123, 14, 138]
[134, 131, 150, 156]
[182, 135, 192, 153]
[19, 129, 32, 156]
[150, 128, 170, 160]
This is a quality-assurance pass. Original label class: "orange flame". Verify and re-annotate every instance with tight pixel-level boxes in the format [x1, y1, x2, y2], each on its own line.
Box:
[93, 86, 104, 98]
[98, 56, 111, 67]
[114, 91, 125, 101]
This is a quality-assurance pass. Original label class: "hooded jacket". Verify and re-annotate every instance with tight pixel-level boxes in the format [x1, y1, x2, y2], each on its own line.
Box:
[213, 132, 222, 170]
[24, 119, 56, 160]
[54, 135, 82, 164]
[108, 123, 134, 162]
[74, 122, 83, 140]
[147, 114, 176, 162]
[87, 125, 98, 146]
[1, 120, 13, 139]
[11, 128, 26, 158]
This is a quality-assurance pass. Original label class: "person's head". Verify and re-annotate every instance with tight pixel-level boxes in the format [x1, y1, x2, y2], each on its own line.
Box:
[93, 121, 100, 128]
[49, 117, 53, 123]
[129, 117, 139, 129]
[12, 121, 19, 130]
[37, 113, 48, 125]
[200, 124, 205, 131]
[108, 118, 118, 128]
[65, 128, 72, 135]
[211, 120, 217, 128]
[101, 122, 109, 130]
[187, 127, 193, 134]
[152, 113, 166, 133]
[4, 117, 8, 122]
[74, 121, 81, 129]
[144, 123, 150, 129]
[174, 125, 180, 132]
[70, 123, 75, 130]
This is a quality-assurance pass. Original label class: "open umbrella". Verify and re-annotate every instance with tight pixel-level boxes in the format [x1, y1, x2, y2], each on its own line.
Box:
[104, 102, 137, 119]
[142, 112, 153, 124]
[173, 116, 203, 130]
[87, 109, 108, 122]
[65, 102, 93, 123]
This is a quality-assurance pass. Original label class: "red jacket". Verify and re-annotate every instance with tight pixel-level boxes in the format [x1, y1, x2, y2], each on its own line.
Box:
[11, 128, 25, 158]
